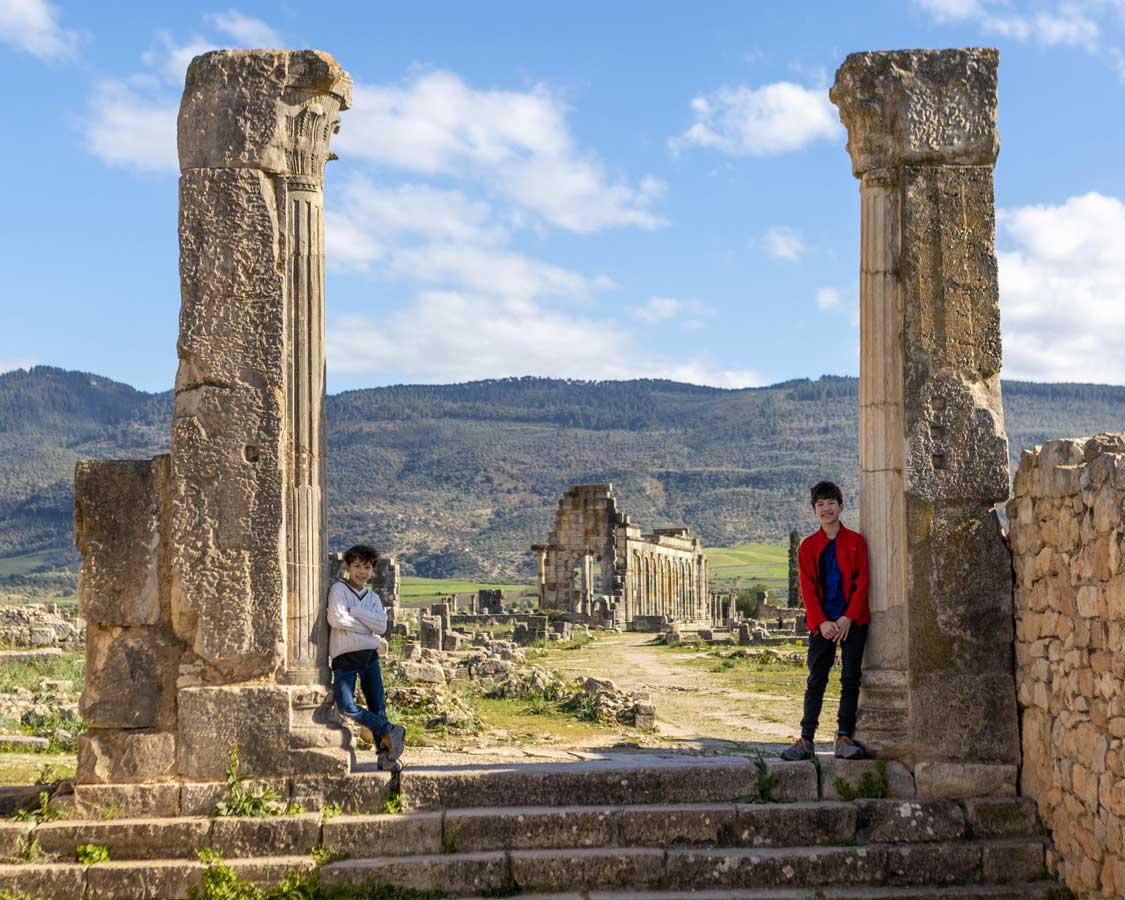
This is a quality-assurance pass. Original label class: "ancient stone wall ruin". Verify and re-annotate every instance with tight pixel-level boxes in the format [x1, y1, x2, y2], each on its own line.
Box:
[1009, 434, 1125, 898]
[532, 484, 709, 630]
[74, 50, 354, 796]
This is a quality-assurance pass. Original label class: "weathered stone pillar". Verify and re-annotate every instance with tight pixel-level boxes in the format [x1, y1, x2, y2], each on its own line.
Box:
[172, 49, 351, 777]
[831, 49, 1018, 770]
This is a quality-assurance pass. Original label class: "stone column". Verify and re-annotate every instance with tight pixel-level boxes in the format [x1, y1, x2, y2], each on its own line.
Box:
[532, 544, 548, 608]
[172, 49, 352, 778]
[831, 49, 1018, 770]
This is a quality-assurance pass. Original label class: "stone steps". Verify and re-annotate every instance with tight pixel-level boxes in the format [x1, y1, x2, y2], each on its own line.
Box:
[0, 840, 1049, 899]
[0, 797, 1041, 862]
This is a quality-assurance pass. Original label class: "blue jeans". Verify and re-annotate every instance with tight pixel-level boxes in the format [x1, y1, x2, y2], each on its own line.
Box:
[332, 655, 391, 742]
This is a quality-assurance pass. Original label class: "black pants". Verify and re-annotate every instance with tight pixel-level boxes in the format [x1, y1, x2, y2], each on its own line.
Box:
[800, 624, 867, 742]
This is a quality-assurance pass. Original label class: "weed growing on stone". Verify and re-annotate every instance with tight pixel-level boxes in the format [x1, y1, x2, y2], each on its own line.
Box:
[750, 749, 778, 802]
[14, 835, 43, 862]
[0, 889, 37, 900]
[834, 760, 888, 800]
[213, 746, 287, 818]
[320, 803, 343, 822]
[440, 823, 460, 854]
[75, 843, 110, 864]
[380, 790, 404, 815]
[10, 790, 62, 822]
[311, 845, 348, 865]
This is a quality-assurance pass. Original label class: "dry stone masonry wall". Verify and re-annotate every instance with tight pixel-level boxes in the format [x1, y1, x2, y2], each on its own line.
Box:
[1009, 434, 1125, 898]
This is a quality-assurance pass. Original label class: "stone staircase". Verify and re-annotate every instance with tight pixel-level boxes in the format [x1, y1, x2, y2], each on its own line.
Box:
[0, 755, 1058, 899]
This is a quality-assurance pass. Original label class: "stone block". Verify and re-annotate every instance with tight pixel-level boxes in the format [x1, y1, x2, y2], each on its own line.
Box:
[665, 846, 885, 889]
[963, 796, 1040, 838]
[733, 802, 856, 847]
[289, 771, 392, 814]
[35, 817, 209, 860]
[179, 50, 351, 173]
[85, 859, 203, 899]
[853, 799, 964, 843]
[210, 814, 321, 857]
[75, 456, 168, 627]
[510, 847, 665, 891]
[322, 812, 442, 857]
[820, 759, 914, 801]
[77, 730, 176, 784]
[760, 759, 819, 802]
[179, 778, 287, 817]
[0, 822, 33, 861]
[619, 804, 733, 846]
[73, 783, 181, 818]
[397, 660, 446, 684]
[980, 838, 1046, 883]
[0, 863, 85, 900]
[321, 851, 508, 894]
[913, 761, 1017, 799]
[177, 685, 292, 779]
[881, 841, 981, 885]
[81, 625, 181, 729]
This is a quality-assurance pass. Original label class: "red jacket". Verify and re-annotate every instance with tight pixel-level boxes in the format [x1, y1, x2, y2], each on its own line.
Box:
[798, 523, 870, 633]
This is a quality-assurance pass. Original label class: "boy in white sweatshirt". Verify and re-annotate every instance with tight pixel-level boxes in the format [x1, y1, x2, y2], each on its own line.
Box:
[327, 544, 405, 772]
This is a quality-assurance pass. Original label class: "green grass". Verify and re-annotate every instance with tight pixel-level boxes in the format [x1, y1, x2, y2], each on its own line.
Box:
[398, 577, 534, 607]
[703, 542, 788, 591]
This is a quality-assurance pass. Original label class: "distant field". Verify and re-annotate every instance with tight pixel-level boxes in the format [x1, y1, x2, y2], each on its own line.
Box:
[0, 550, 60, 577]
[399, 577, 535, 607]
[703, 542, 788, 592]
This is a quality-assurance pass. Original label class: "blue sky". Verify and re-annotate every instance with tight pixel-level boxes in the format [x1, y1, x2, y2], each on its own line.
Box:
[2, 0, 1124, 393]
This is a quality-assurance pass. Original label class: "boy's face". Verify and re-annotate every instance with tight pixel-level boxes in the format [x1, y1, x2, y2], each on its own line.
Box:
[345, 558, 374, 588]
[813, 497, 842, 529]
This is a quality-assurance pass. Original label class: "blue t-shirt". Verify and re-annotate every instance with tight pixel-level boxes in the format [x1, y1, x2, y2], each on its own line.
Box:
[818, 538, 847, 621]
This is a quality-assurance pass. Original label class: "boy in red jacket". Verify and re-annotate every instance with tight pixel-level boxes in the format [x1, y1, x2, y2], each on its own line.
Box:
[780, 481, 872, 762]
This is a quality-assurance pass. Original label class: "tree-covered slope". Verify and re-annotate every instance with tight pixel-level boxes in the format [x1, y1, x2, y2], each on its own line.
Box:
[1, 367, 1122, 577]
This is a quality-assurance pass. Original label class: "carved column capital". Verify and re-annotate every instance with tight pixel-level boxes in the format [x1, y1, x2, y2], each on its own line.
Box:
[179, 49, 352, 178]
[830, 48, 999, 178]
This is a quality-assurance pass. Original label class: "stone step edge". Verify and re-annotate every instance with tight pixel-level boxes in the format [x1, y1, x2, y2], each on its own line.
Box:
[449, 886, 1059, 900]
[0, 797, 1041, 861]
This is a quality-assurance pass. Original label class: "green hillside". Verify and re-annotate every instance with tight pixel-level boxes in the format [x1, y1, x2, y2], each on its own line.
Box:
[1, 367, 1123, 581]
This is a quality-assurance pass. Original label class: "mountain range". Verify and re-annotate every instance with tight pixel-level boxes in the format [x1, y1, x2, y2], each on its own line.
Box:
[2, 366, 1123, 579]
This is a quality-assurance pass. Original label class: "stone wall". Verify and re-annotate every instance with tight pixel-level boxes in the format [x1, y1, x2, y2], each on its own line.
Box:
[1009, 434, 1125, 898]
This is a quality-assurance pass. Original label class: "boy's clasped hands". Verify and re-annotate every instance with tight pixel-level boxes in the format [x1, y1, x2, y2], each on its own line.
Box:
[818, 614, 853, 643]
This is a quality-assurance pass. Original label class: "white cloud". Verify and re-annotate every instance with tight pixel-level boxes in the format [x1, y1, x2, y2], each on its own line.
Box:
[816, 287, 841, 311]
[629, 296, 714, 326]
[671, 81, 842, 156]
[764, 226, 808, 261]
[337, 71, 665, 233]
[82, 80, 179, 172]
[916, 0, 1099, 50]
[0, 0, 78, 60]
[327, 296, 763, 388]
[142, 31, 214, 84]
[205, 10, 282, 47]
[998, 192, 1125, 382]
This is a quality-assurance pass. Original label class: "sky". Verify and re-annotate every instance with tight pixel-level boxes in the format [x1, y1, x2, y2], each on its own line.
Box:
[2, 0, 1124, 393]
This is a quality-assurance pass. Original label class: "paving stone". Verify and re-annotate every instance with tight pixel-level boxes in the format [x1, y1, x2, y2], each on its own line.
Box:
[322, 812, 442, 857]
[321, 851, 508, 894]
[822, 885, 1057, 899]
[35, 817, 210, 860]
[819, 759, 914, 801]
[664, 846, 887, 889]
[619, 804, 734, 846]
[854, 799, 965, 843]
[210, 813, 322, 857]
[733, 802, 856, 847]
[980, 839, 1046, 883]
[450, 805, 618, 851]
[0, 863, 86, 900]
[962, 798, 1040, 838]
[510, 847, 665, 892]
[85, 859, 203, 899]
[73, 783, 181, 818]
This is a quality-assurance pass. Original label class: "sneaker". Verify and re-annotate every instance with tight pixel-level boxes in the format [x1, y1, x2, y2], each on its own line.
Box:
[379, 724, 406, 761]
[779, 737, 815, 761]
[834, 734, 871, 760]
[376, 752, 402, 773]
